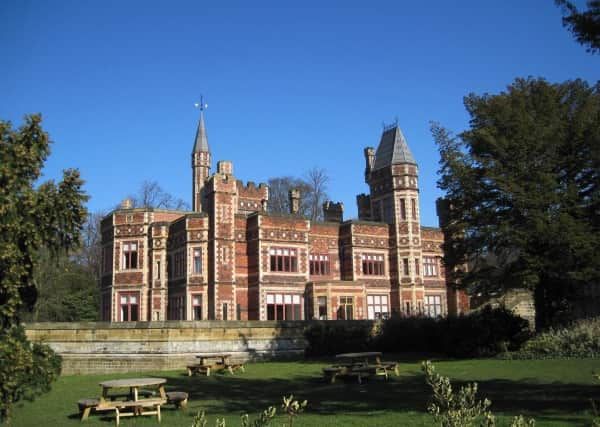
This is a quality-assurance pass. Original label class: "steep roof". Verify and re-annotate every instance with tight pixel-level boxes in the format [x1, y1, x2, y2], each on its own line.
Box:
[193, 111, 209, 153]
[373, 125, 416, 170]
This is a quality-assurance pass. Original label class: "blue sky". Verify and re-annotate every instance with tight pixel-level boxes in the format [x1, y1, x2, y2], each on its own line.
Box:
[1, 1, 597, 226]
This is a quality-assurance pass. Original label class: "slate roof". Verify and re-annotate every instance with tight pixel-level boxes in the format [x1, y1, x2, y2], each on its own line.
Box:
[193, 111, 209, 153]
[373, 125, 416, 170]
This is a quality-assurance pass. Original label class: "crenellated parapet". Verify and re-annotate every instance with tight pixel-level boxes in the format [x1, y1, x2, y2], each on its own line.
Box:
[322, 200, 344, 222]
[237, 180, 269, 215]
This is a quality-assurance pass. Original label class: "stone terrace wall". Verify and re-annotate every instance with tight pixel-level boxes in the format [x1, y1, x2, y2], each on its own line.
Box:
[25, 321, 306, 374]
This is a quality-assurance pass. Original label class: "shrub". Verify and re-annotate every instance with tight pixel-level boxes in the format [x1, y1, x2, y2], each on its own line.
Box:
[0, 325, 62, 422]
[422, 360, 495, 427]
[192, 395, 306, 427]
[376, 306, 530, 358]
[422, 360, 535, 427]
[511, 317, 600, 359]
[304, 307, 530, 358]
[304, 321, 374, 356]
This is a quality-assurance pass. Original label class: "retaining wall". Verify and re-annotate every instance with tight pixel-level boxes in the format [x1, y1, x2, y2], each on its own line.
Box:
[25, 321, 306, 374]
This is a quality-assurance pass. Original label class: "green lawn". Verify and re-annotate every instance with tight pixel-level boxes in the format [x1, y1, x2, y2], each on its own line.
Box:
[9, 358, 600, 427]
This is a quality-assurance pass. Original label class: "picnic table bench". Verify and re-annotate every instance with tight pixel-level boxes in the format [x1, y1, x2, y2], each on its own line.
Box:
[322, 352, 399, 384]
[187, 353, 245, 376]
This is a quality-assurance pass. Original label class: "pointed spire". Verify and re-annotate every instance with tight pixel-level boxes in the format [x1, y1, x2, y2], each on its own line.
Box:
[193, 97, 209, 153]
[373, 124, 416, 170]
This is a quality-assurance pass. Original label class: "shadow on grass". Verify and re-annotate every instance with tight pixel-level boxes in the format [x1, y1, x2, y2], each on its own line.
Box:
[165, 367, 599, 422]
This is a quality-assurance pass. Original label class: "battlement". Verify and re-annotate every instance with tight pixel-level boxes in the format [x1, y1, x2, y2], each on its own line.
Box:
[323, 200, 344, 222]
[236, 180, 269, 198]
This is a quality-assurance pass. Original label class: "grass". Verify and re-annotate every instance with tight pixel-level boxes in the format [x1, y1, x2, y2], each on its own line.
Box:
[9, 357, 600, 427]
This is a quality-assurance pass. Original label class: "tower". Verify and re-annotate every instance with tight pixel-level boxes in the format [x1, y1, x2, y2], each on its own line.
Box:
[192, 102, 211, 212]
[364, 124, 423, 314]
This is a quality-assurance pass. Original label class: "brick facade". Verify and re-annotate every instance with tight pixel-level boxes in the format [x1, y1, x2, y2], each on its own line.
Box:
[99, 118, 469, 322]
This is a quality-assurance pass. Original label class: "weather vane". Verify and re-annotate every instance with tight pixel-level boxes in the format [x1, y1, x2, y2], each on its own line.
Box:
[194, 95, 208, 111]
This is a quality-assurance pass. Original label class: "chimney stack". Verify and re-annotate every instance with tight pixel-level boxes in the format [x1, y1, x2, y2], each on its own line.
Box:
[364, 147, 375, 183]
[121, 198, 133, 209]
[289, 189, 300, 215]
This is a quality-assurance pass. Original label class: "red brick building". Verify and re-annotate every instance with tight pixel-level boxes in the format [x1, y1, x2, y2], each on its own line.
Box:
[100, 112, 469, 322]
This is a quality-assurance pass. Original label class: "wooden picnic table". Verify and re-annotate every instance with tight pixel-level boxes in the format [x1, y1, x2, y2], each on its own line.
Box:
[187, 353, 245, 376]
[196, 353, 232, 366]
[97, 378, 167, 425]
[324, 352, 398, 384]
[335, 352, 383, 366]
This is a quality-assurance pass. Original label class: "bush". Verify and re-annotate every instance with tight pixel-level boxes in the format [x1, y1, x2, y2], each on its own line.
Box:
[304, 307, 531, 358]
[304, 321, 375, 356]
[0, 325, 62, 422]
[422, 360, 535, 427]
[376, 306, 530, 358]
[510, 317, 600, 359]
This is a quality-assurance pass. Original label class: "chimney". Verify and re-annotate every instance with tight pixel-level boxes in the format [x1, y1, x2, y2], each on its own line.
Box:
[356, 194, 371, 220]
[217, 160, 233, 175]
[121, 198, 133, 209]
[364, 147, 375, 183]
[289, 189, 300, 214]
[322, 201, 344, 222]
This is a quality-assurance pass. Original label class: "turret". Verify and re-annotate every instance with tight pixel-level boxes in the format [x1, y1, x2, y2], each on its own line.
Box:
[192, 102, 211, 212]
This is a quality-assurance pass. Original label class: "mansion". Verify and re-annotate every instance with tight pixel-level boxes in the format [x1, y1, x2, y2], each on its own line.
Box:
[99, 111, 469, 322]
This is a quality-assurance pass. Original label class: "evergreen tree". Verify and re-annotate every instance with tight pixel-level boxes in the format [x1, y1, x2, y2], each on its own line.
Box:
[0, 114, 88, 421]
[433, 78, 600, 330]
[556, 0, 600, 54]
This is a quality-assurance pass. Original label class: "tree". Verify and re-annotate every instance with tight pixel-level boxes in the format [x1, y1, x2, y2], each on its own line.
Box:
[267, 167, 330, 221]
[267, 176, 310, 216]
[556, 0, 600, 54]
[304, 167, 330, 221]
[433, 78, 600, 330]
[0, 114, 88, 421]
[127, 180, 188, 210]
[22, 248, 99, 322]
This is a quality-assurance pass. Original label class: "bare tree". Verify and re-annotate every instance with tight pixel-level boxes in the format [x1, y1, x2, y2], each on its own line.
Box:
[77, 211, 104, 281]
[127, 180, 189, 210]
[304, 167, 330, 221]
[267, 176, 310, 216]
[267, 167, 330, 221]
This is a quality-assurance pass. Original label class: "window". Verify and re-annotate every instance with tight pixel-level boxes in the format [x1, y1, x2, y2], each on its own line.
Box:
[367, 295, 389, 320]
[121, 241, 138, 269]
[192, 294, 202, 320]
[402, 258, 410, 276]
[309, 254, 330, 275]
[400, 199, 407, 220]
[156, 261, 161, 280]
[411, 199, 417, 220]
[222, 303, 228, 320]
[173, 251, 185, 277]
[362, 254, 384, 275]
[119, 292, 139, 321]
[404, 301, 411, 315]
[423, 256, 438, 277]
[266, 293, 302, 320]
[317, 296, 328, 320]
[193, 248, 202, 274]
[337, 296, 353, 320]
[425, 295, 442, 317]
[415, 258, 420, 276]
[269, 248, 298, 272]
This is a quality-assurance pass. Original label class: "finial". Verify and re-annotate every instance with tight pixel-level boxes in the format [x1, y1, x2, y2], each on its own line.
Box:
[194, 95, 208, 112]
